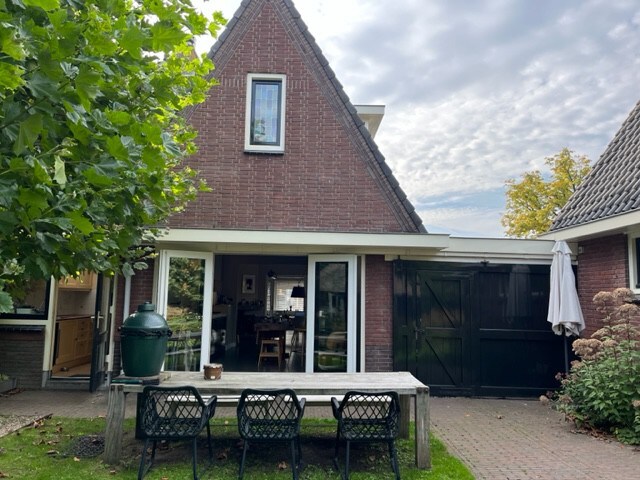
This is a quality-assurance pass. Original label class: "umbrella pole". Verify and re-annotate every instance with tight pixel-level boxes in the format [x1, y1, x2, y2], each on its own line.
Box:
[563, 326, 569, 374]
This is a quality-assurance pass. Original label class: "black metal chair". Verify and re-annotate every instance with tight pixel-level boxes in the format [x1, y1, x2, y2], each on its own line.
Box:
[236, 388, 306, 480]
[137, 385, 217, 480]
[331, 390, 401, 480]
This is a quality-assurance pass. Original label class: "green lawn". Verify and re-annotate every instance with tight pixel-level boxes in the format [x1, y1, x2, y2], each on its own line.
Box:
[0, 417, 474, 479]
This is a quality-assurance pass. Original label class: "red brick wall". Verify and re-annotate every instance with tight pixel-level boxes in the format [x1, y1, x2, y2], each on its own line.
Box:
[171, 1, 409, 233]
[0, 330, 44, 389]
[577, 234, 628, 336]
[364, 256, 393, 371]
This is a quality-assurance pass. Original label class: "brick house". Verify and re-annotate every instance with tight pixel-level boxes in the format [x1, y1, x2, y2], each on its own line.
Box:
[0, 0, 566, 397]
[545, 100, 640, 335]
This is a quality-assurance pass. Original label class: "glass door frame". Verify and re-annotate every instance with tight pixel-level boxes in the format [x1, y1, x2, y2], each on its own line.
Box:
[305, 254, 358, 373]
[156, 250, 214, 372]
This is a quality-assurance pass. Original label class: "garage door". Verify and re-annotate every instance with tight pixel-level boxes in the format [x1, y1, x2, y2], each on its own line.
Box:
[393, 261, 566, 397]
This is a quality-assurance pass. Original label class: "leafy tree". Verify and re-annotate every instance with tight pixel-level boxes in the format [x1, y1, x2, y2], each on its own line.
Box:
[502, 148, 591, 238]
[0, 0, 225, 312]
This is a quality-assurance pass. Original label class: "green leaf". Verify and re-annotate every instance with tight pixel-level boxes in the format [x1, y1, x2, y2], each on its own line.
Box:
[67, 121, 91, 145]
[84, 166, 114, 187]
[32, 157, 49, 183]
[0, 210, 18, 233]
[53, 156, 66, 186]
[18, 187, 48, 211]
[106, 110, 131, 126]
[121, 25, 145, 60]
[13, 113, 43, 154]
[36, 230, 63, 253]
[161, 131, 182, 157]
[67, 210, 94, 234]
[1, 30, 25, 60]
[46, 8, 67, 28]
[0, 290, 13, 314]
[27, 72, 60, 99]
[0, 61, 24, 92]
[23, 0, 59, 9]
[0, 179, 18, 208]
[60, 62, 79, 78]
[106, 136, 129, 161]
[150, 21, 188, 51]
[75, 66, 101, 110]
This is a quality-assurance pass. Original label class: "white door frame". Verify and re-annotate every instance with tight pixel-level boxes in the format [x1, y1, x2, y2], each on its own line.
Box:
[305, 254, 358, 373]
[156, 250, 214, 371]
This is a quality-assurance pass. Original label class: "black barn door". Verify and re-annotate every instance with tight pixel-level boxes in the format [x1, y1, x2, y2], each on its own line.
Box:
[394, 264, 473, 396]
[415, 271, 473, 396]
[394, 261, 564, 397]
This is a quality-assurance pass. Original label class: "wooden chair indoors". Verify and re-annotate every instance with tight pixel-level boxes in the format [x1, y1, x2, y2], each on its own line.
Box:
[236, 388, 306, 480]
[331, 390, 401, 480]
[137, 385, 217, 480]
[257, 334, 284, 369]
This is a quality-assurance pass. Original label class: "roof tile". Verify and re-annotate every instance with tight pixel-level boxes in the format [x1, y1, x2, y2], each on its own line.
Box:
[551, 100, 640, 231]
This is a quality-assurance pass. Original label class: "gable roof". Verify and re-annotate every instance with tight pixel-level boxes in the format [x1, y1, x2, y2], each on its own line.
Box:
[190, 0, 425, 233]
[550, 100, 640, 233]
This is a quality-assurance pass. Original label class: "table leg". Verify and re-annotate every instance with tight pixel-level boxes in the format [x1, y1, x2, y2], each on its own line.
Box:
[104, 384, 126, 464]
[414, 386, 431, 469]
[399, 394, 410, 438]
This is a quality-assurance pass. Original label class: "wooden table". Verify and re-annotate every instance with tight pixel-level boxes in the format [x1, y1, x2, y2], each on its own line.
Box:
[105, 371, 430, 469]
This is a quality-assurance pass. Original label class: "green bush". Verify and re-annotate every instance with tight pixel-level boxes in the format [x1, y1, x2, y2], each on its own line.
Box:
[556, 288, 640, 444]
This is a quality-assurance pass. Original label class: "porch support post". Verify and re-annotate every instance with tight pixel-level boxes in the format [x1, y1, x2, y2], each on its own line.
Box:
[104, 383, 126, 464]
[399, 394, 410, 438]
[414, 386, 431, 469]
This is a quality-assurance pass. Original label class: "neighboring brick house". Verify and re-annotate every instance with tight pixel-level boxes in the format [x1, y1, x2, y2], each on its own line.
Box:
[0, 0, 565, 397]
[546, 100, 640, 335]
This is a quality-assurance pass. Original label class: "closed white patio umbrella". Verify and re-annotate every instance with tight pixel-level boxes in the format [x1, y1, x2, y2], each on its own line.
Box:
[547, 240, 585, 371]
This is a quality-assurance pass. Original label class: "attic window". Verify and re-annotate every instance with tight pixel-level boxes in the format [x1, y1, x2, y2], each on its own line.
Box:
[245, 73, 286, 153]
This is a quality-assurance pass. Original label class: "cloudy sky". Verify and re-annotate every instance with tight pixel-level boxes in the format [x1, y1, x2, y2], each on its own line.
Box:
[197, 0, 640, 237]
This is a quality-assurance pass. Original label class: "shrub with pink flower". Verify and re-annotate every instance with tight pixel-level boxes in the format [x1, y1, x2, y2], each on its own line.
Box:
[556, 288, 640, 444]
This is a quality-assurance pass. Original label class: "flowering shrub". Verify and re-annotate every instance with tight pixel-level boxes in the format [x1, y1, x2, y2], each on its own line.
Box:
[556, 288, 640, 444]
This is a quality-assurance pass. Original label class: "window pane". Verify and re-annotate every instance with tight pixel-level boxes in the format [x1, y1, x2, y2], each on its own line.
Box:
[4, 278, 50, 318]
[270, 278, 305, 312]
[251, 80, 281, 145]
[314, 262, 348, 372]
[164, 257, 205, 371]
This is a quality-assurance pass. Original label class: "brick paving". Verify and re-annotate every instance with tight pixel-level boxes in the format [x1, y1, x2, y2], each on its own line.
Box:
[431, 397, 639, 480]
[1, 390, 638, 479]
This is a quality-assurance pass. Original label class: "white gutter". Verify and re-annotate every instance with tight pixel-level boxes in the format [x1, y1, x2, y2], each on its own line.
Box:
[541, 210, 640, 241]
[155, 228, 450, 255]
[154, 229, 559, 263]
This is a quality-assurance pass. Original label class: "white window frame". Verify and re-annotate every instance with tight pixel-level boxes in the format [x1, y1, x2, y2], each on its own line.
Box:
[156, 250, 214, 372]
[244, 73, 286, 153]
[627, 230, 640, 294]
[306, 254, 358, 373]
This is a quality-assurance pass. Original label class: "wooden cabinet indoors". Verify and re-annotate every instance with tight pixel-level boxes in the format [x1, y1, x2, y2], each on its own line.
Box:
[54, 316, 93, 372]
[58, 272, 94, 291]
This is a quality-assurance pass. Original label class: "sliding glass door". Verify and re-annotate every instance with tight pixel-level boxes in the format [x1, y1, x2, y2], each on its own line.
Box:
[306, 255, 357, 373]
[156, 251, 214, 371]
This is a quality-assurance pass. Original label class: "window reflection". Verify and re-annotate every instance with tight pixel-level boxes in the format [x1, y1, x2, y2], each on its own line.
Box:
[3, 278, 50, 318]
[314, 262, 347, 372]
